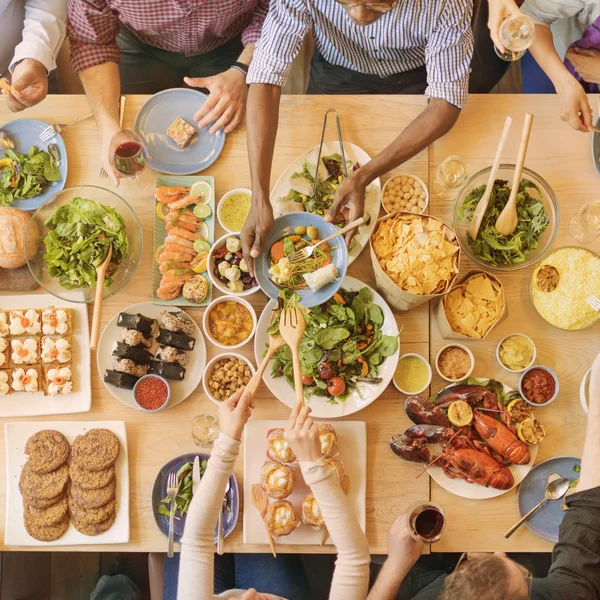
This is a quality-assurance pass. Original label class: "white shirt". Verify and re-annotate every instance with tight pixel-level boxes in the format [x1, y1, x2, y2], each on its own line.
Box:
[0, 0, 67, 76]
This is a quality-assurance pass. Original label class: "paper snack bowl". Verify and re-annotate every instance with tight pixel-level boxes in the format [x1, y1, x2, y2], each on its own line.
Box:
[369, 211, 461, 312]
[436, 270, 507, 340]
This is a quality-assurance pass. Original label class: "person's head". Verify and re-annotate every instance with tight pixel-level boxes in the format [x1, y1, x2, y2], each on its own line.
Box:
[440, 552, 532, 600]
[335, 0, 397, 26]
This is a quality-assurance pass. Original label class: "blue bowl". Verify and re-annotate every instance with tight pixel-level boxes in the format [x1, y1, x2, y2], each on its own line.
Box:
[254, 213, 348, 307]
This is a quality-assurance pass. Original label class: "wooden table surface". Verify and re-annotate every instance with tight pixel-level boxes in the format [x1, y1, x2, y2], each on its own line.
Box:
[0, 95, 431, 553]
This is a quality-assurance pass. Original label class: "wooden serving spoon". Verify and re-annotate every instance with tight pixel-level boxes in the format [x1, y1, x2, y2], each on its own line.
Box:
[495, 113, 534, 237]
[468, 116, 512, 241]
[90, 245, 112, 351]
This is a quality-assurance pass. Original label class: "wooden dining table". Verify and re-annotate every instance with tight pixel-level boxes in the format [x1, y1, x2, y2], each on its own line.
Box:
[0, 93, 597, 555]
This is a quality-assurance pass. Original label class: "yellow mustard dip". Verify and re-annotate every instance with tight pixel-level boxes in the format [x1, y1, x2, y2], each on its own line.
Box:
[220, 192, 251, 232]
[394, 355, 430, 393]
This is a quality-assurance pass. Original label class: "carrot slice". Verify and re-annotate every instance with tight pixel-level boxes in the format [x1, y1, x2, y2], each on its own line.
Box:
[270, 240, 286, 261]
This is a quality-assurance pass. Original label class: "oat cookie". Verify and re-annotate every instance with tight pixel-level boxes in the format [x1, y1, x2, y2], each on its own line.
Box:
[24, 513, 69, 542]
[68, 494, 115, 525]
[24, 495, 68, 526]
[70, 480, 116, 509]
[69, 462, 115, 490]
[71, 429, 120, 472]
[22, 491, 66, 510]
[24, 430, 70, 474]
[19, 461, 69, 501]
[71, 510, 116, 536]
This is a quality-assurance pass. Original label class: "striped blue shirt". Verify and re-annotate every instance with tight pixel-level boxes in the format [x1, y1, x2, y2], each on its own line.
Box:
[247, 0, 474, 108]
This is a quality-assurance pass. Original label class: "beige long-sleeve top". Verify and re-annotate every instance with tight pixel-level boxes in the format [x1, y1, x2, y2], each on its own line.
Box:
[177, 432, 370, 600]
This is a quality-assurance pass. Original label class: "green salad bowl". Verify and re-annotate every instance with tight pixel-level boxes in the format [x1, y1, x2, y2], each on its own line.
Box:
[452, 164, 560, 272]
[26, 185, 143, 303]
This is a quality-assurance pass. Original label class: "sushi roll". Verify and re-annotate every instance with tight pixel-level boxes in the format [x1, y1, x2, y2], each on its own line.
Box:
[156, 329, 195, 351]
[112, 358, 147, 378]
[121, 328, 154, 349]
[148, 360, 185, 381]
[112, 342, 152, 364]
[104, 369, 139, 390]
[160, 310, 195, 336]
[154, 345, 189, 367]
[116, 313, 157, 337]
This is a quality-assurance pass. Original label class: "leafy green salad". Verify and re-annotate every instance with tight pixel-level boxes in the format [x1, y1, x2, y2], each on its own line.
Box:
[0, 145, 61, 205]
[158, 459, 207, 519]
[43, 197, 129, 289]
[458, 179, 549, 266]
[268, 287, 399, 404]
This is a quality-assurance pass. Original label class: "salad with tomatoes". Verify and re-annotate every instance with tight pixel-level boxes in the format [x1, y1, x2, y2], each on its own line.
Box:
[267, 287, 399, 404]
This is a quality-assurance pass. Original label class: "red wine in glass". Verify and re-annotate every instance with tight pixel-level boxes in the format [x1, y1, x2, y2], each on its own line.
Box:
[114, 140, 146, 176]
[406, 501, 445, 543]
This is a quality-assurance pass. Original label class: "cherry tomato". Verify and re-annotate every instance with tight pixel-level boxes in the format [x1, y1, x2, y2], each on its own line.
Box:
[327, 377, 346, 397]
[318, 361, 334, 380]
[301, 375, 314, 385]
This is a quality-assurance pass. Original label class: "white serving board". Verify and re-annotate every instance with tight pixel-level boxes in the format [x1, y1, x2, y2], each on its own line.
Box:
[243, 420, 366, 546]
[5, 420, 129, 546]
[0, 294, 91, 417]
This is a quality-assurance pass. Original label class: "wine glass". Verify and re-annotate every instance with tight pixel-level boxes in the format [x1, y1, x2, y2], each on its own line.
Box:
[109, 129, 148, 179]
[569, 201, 600, 243]
[433, 155, 469, 199]
[191, 413, 219, 448]
[405, 500, 445, 543]
[495, 14, 536, 62]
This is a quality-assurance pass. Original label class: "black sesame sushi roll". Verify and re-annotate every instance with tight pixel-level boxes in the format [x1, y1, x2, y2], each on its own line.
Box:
[121, 328, 154, 349]
[155, 345, 189, 367]
[116, 313, 157, 337]
[160, 311, 195, 336]
[156, 329, 195, 351]
[112, 358, 147, 378]
[104, 369, 140, 390]
[112, 342, 152, 364]
[148, 360, 186, 381]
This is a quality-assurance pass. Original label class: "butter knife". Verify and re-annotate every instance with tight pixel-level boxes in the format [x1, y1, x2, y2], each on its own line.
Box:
[192, 456, 201, 496]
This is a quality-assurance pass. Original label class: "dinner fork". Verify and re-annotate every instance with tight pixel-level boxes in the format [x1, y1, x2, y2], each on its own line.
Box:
[587, 295, 600, 313]
[278, 306, 306, 407]
[251, 483, 276, 557]
[100, 95, 127, 179]
[39, 113, 94, 142]
[288, 217, 364, 263]
[166, 471, 179, 558]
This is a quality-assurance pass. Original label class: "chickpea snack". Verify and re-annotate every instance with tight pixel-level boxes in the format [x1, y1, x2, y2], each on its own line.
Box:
[382, 174, 428, 215]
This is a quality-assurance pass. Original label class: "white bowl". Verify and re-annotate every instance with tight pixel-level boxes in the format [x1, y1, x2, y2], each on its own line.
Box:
[435, 343, 475, 383]
[381, 173, 429, 215]
[393, 353, 432, 395]
[207, 233, 260, 297]
[217, 188, 252, 234]
[580, 367, 591, 416]
[202, 295, 257, 350]
[202, 352, 256, 405]
[496, 333, 537, 373]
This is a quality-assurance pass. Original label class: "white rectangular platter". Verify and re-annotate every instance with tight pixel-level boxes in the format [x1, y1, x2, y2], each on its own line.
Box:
[0, 293, 91, 416]
[5, 421, 129, 546]
[243, 420, 366, 546]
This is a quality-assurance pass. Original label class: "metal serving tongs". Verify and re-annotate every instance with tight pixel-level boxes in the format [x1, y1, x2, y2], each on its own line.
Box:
[311, 109, 348, 198]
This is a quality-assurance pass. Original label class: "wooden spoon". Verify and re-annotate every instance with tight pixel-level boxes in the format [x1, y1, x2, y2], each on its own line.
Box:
[251, 483, 277, 557]
[468, 116, 512, 241]
[90, 245, 112, 351]
[495, 113, 534, 237]
[278, 306, 307, 407]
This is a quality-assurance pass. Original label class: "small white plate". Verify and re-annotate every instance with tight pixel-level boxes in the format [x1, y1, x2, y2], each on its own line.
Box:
[97, 302, 206, 411]
[243, 420, 366, 545]
[0, 293, 91, 417]
[5, 420, 129, 546]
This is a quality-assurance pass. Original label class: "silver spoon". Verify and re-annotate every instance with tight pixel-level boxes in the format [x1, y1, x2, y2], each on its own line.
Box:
[504, 477, 570, 538]
[217, 480, 230, 555]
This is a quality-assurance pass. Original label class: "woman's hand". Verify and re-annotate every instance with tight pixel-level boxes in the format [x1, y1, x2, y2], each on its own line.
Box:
[556, 75, 594, 132]
[284, 404, 321, 463]
[487, 0, 523, 53]
[217, 386, 255, 442]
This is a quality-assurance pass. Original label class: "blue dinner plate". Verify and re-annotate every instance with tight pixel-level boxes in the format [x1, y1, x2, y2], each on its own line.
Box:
[254, 213, 348, 307]
[0, 118, 67, 211]
[152, 453, 239, 545]
[134, 89, 225, 175]
[517, 456, 581, 543]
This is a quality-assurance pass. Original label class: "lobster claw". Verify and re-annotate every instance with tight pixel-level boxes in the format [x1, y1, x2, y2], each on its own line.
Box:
[405, 396, 452, 427]
[389, 433, 432, 463]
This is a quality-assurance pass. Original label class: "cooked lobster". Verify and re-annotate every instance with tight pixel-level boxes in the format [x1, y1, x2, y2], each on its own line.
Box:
[473, 410, 530, 466]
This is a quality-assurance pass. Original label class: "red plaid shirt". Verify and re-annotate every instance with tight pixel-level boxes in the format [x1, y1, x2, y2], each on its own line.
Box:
[68, 0, 269, 74]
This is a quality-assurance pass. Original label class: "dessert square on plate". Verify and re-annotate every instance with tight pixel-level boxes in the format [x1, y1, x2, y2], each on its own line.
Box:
[11, 338, 40, 366]
[166, 117, 196, 149]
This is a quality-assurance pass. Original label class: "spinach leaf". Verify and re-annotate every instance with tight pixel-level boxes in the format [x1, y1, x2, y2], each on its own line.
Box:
[379, 335, 399, 357]
[315, 326, 350, 349]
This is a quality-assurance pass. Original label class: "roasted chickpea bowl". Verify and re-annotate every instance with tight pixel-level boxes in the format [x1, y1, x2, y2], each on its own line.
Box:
[202, 353, 255, 404]
[381, 174, 429, 215]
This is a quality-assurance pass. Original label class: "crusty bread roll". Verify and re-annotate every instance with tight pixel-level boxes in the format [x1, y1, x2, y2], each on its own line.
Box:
[0, 207, 38, 269]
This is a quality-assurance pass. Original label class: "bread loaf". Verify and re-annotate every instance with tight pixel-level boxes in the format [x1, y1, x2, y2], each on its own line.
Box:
[0, 207, 39, 269]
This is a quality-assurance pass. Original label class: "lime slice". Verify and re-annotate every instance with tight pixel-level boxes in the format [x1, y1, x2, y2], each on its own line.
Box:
[193, 204, 212, 219]
[190, 181, 213, 204]
[156, 202, 169, 221]
[154, 244, 165, 264]
[197, 222, 210, 240]
[193, 239, 211, 254]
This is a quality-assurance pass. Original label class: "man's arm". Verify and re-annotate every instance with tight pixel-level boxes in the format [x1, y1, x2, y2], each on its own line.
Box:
[578, 353, 600, 493]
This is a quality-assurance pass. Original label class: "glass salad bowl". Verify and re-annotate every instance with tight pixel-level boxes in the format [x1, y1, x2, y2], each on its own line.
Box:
[452, 165, 560, 272]
[26, 185, 143, 303]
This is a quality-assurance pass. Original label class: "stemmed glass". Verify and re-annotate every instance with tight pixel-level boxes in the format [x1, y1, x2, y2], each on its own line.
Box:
[494, 14, 536, 62]
[569, 201, 600, 243]
[433, 155, 469, 199]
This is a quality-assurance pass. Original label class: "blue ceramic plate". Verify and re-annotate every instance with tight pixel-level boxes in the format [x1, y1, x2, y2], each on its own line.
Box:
[254, 213, 348, 307]
[0, 119, 67, 211]
[152, 453, 239, 544]
[592, 117, 600, 176]
[517, 456, 581, 542]
[134, 89, 225, 175]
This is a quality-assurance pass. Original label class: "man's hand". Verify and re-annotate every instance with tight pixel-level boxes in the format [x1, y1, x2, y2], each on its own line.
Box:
[556, 75, 594, 132]
[240, 197, 274, 276]
[2, 59, 48, 112]
[284, 404, 321, 463]
[487, 0, 523, 53]
[185, 69, 248, 135]
[217, 386, 255, 442]
[388, 515, 424, 570]
[567, 47, 600, 85]
[101, 126, 139, 187]
[325, 170, 366, 245]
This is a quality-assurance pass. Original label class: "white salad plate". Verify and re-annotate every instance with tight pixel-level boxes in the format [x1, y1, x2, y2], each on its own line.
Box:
[270, 142, 381, 265]
[5, 420, 129, 546]
[97, 302, 206, 411]
[0, 293, 91, 417]
[243, 420, 366, 546]
[254, 276, 400, 419]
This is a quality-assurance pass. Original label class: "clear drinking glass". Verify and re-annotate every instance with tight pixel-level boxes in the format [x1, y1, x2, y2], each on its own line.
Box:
[433, 155, 469, 199]
[192, 413, 219, 448]
[569, 201, 600, 243]
[405, 500, 446, 543]
[109, 129, 148, 179]
[494, 14, 536, 62]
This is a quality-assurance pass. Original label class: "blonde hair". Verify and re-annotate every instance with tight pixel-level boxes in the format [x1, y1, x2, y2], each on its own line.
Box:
[440, 554, 510, 600]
